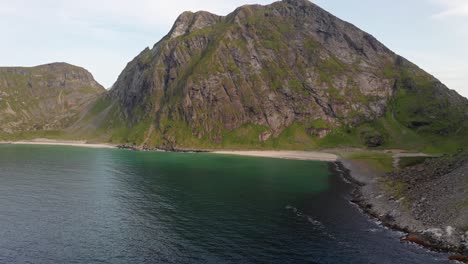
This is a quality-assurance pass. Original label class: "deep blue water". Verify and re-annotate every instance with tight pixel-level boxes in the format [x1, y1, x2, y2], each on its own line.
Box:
[0, 145, 451, 263]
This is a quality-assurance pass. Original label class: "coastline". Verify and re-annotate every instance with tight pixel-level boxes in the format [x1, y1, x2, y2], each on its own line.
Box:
[0, 140, 338, 161]
[185, 146, 467, 260]
[0, 139, 465, 260]
[211, 150, 338, 161]
[0, 139, 117, 149]
[340, 157, 468, 262]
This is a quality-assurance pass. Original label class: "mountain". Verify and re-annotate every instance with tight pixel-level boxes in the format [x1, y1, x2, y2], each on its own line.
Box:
[76, 0, 467, 151]
[0, 63, 104, 139]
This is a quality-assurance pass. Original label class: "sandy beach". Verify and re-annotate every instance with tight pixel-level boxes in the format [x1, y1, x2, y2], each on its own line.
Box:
[0, 139, 117, 149]
[0, 141, 338, 161]
[212, 150, 338, 161]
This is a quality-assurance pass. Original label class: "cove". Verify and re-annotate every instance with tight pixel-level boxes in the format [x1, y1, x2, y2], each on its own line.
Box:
[0, 145, 450, 263]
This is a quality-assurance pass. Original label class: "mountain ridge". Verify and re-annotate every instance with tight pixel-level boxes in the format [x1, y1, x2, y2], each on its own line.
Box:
[0, 62, 105, 138]
[75, 0, 466, 152]
[1, 0, 466, 153]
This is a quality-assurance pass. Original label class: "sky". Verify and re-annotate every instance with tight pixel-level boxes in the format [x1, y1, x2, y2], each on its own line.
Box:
[0, 0, 467, 98]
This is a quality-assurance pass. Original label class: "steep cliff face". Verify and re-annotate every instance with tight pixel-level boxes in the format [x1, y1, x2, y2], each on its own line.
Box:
[88, 0, 467, 150]
[0, 63, 104, 135]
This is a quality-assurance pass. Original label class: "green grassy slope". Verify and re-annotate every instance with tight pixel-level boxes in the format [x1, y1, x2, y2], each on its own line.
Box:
[0, 63, 105, 137]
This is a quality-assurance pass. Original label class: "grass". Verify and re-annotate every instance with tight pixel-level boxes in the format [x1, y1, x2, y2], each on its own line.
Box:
[0, 130, 74, 141]
[80, 96, 113, 123]
[329, 109, 468, 154]
[381, 178, 410, 209]
[318, 127, 362, 148]
[288, 79, 305, 93]
[268, 123, 319, 150]
[317, 55, 346, 85]
[381, 63, 399, 79]
[310, 119, 329, 129]
[222, 123, 269, 149]
[389, 62, 468, 145]
[304, 39, 320, 53]
[382, 179, 407, 198]
[398, 156, 430, 168]
[343, 151, 394, 172]
[458, 201, 468, 209]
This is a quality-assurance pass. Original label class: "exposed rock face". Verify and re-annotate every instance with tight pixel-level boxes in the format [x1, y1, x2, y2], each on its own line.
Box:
[91, 0, 467, 149]
[0, 63, 104, 134]
[168, 11, 222, 38]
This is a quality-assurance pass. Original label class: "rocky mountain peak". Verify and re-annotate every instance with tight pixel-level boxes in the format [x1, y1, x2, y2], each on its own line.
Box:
[168, 11, 222, 38]
[88, 0, 467, 150]
[38, 62, 74, 68]
[282, 0, 315, 7]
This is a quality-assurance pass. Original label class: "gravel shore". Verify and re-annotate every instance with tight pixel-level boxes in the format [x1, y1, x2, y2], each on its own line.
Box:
[342, 153, 468, 261]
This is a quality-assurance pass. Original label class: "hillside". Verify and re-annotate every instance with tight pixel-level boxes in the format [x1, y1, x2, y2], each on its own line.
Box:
[72, 0, 468, 152]
[0, 63, 105, 139]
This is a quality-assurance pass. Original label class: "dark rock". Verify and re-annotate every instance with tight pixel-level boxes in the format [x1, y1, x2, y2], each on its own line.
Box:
[448, 255, 467, 262]
[402, 233, 436, 249]
[359, 128, 385, 147]
[307, 127, 331, 138]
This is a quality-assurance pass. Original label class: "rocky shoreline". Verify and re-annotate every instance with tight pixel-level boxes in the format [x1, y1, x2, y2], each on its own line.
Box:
[116, 144, 210, 153]
[119, 141, 468, 262]
[338, 153, 468, 262]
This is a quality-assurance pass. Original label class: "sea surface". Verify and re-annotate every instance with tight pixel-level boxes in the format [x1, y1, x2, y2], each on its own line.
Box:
[0, 145, 451, 263]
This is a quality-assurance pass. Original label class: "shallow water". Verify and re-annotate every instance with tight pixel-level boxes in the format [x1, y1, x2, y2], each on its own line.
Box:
[0, 145, 451, 263]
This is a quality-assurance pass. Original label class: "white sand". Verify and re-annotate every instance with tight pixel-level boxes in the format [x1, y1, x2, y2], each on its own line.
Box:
[0, 139, 116, 149]
[212, 150, 338, 161]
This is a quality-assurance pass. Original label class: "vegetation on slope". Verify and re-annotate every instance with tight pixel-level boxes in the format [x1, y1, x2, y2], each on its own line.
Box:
[0, 63, 105, 136]
[3, 1, 467, 156]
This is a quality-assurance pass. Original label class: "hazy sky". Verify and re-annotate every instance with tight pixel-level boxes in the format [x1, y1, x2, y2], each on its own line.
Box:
[0, 0, 467, 97]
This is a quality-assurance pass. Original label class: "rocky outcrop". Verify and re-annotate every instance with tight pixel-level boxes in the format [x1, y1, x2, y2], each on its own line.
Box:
[84, 0, 467, 149]
[351, 152, 468, 258]
[387, 153, 468, 235]
[168, 11, 222, 38]
[0, 63, 105, 134]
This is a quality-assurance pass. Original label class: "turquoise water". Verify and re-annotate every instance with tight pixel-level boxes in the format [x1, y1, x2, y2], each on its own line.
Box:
[0, 145, 450, 263]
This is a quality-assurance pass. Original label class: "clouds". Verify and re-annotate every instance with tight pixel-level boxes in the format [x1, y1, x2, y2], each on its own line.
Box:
[432, 0, 468, 18]
[0, 0, 274, 87]
[0, 0, 274, 33]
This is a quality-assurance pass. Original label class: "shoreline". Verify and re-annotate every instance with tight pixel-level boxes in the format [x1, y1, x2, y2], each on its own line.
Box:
[0, 139, 465, 260]
[340, 158, 467, 262]
[0, 139, 117, 149]
[211, 150, 338, 161]
[0, 140, 338, 161]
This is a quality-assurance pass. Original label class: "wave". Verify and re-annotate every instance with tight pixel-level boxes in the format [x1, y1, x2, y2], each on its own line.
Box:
[285, 205, 324, 229]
